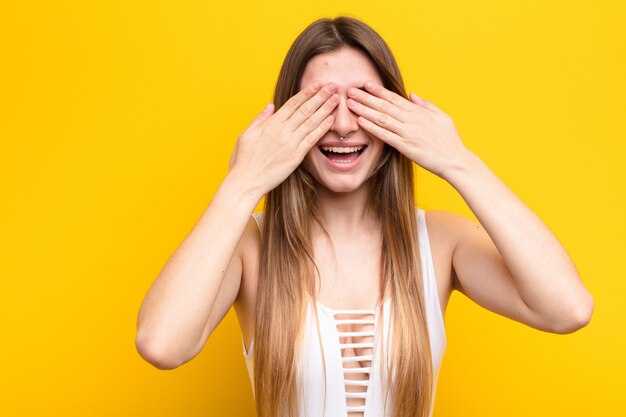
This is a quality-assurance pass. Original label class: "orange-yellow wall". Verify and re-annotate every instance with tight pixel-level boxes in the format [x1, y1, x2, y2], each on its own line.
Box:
[1, 1, 623, 416]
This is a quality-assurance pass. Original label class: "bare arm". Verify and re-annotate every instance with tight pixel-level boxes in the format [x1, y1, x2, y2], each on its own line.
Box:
[135, 81, 340, 369]
[445, 152, 594, 334]
[135, 174, 260, 369]
[343, 81, 593, 334]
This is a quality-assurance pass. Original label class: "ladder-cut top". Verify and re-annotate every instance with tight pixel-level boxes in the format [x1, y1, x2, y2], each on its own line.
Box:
[243, 208, 447, 417]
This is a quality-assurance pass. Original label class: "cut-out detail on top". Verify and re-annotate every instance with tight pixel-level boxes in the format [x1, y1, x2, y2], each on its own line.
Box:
[318, 303, 381, 417]
[242, 208, 447, 417]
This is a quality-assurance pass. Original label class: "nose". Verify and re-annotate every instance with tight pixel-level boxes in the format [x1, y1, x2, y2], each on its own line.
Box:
[329, 94, 359, 139]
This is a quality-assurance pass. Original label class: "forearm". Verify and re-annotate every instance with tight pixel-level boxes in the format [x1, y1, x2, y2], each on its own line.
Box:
[444, 151, 593, 324]
[135, 172, 262, 362]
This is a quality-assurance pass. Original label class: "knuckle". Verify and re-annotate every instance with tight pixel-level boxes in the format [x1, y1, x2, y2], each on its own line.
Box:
[286, 97, 300, 111]
[316, 121, 329, 133]
[377, 113, 389, 125]
[324, 100, 337, 111]
[299, 103, 315, 117]
[302, 134, 315, 146]
[303, 117, 317, 131]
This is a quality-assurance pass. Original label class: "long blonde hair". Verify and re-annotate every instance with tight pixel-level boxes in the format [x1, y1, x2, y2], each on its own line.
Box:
[254, 16, 433, 417]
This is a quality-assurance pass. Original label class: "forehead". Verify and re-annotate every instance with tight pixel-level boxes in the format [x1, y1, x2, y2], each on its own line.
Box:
[299, 47, 382, 90]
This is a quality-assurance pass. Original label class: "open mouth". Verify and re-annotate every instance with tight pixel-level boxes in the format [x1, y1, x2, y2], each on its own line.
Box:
[319, 145, 367, 163]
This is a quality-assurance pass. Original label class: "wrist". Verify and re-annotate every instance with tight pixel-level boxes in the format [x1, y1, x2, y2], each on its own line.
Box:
[441, 149, 486, 187]
[221, 170, 267, 205]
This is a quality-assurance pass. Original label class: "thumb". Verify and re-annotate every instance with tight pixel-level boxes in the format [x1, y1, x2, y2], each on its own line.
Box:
[409, 93, 444, 115]
[259, 102, 275, 116]
[409, 92, 429, 108]
[247, 103, 275, 131]
[233, 103, 274, 169]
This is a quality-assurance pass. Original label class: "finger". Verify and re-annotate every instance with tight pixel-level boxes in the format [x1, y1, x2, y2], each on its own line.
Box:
[292, 92, 339, 139]
[360, 81, 414, 113]
[409, 92, 445, 115]
[286, 83, 338, 131]
[273, 81, 323, 123]
[346, 97, 404, 136]
[296, 114, 335, 155]
[241, 103, 275, 135]
[356, 115, 403, 149]
[347, 86, 407, 123]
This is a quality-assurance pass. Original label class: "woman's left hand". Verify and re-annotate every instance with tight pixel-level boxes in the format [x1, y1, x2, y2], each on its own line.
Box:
[347, 81, 471, 180]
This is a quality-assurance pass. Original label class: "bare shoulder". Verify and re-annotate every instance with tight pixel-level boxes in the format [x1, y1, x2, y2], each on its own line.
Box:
[421, 209, 475, 315]
[233, 214, 262, 352]
[235, 214, 262, 306]
[239, 213, 263, 252]
[424, 209, 479, 242]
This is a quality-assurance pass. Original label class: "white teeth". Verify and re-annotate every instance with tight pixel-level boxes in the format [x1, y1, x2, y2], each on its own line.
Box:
[320, 145, 364, 153]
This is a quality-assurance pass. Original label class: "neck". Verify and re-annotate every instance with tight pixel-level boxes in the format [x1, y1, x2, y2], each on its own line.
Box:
[313, 182, 378, 235]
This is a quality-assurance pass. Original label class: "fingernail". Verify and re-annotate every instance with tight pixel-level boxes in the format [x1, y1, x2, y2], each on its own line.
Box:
[365, 81, 374, 89]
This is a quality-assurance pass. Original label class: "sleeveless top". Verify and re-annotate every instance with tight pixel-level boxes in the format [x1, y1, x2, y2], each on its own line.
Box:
[242, 208, 447, 417]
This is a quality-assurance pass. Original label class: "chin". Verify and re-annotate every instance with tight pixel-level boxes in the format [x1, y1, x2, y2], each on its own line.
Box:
[311, 174, 371, 194]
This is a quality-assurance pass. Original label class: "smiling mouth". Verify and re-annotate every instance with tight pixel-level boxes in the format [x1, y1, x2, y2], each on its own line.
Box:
[319, 145, 367, 163]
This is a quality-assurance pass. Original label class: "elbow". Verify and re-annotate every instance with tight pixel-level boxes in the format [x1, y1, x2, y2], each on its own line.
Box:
[135, 334, 185, 370]
[552, 293, 594, 334]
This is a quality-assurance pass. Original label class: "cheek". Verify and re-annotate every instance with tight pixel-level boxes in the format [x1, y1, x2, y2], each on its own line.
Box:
[304, 147, 317, 162]
[301, 148, 318, 171]
[371, 139, 385, 157]
[370, 141, 390, 170]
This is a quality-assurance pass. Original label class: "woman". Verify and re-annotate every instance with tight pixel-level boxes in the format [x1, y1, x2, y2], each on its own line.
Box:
[135, 16, 594, 417]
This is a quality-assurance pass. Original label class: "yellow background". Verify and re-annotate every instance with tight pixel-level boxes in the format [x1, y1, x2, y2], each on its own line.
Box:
[1, 0, 624, 416]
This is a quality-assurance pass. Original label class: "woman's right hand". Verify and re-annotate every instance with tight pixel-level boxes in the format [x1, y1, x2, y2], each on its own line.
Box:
[228, 81, 339, 196]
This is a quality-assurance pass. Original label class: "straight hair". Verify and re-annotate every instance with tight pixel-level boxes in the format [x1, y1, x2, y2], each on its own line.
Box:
[254, 16, 433, 417]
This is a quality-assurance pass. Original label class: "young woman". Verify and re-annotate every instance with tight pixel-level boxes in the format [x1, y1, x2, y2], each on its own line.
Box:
[135, 16, 594, 417]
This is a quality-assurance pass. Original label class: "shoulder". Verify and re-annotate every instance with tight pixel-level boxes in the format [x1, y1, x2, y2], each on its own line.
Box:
[233, 213, 263, 319]
[417, 208, 460, 270]
[418, 208, 478, 307]
[420, 208, 477, 249]
[239, 212, 262, 257]
[232, 214, 263, 349]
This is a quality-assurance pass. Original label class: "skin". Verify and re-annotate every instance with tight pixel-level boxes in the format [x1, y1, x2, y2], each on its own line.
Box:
[300, 47, 386, 196]
[136, 46, 594, 371]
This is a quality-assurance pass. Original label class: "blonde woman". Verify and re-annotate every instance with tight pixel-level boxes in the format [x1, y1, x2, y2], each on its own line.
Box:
[135, 16, 594, 417]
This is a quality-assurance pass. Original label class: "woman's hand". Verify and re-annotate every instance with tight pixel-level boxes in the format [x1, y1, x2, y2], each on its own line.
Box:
[228, 82, 339, 196]
[345, 81, 472, 181]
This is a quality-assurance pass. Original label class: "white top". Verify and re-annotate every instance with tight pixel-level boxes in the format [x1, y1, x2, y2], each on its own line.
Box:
[242, 208, 447, 417]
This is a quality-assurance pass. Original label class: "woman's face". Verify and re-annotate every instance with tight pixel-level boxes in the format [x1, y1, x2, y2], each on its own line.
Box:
[299, 47, 386, 194]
